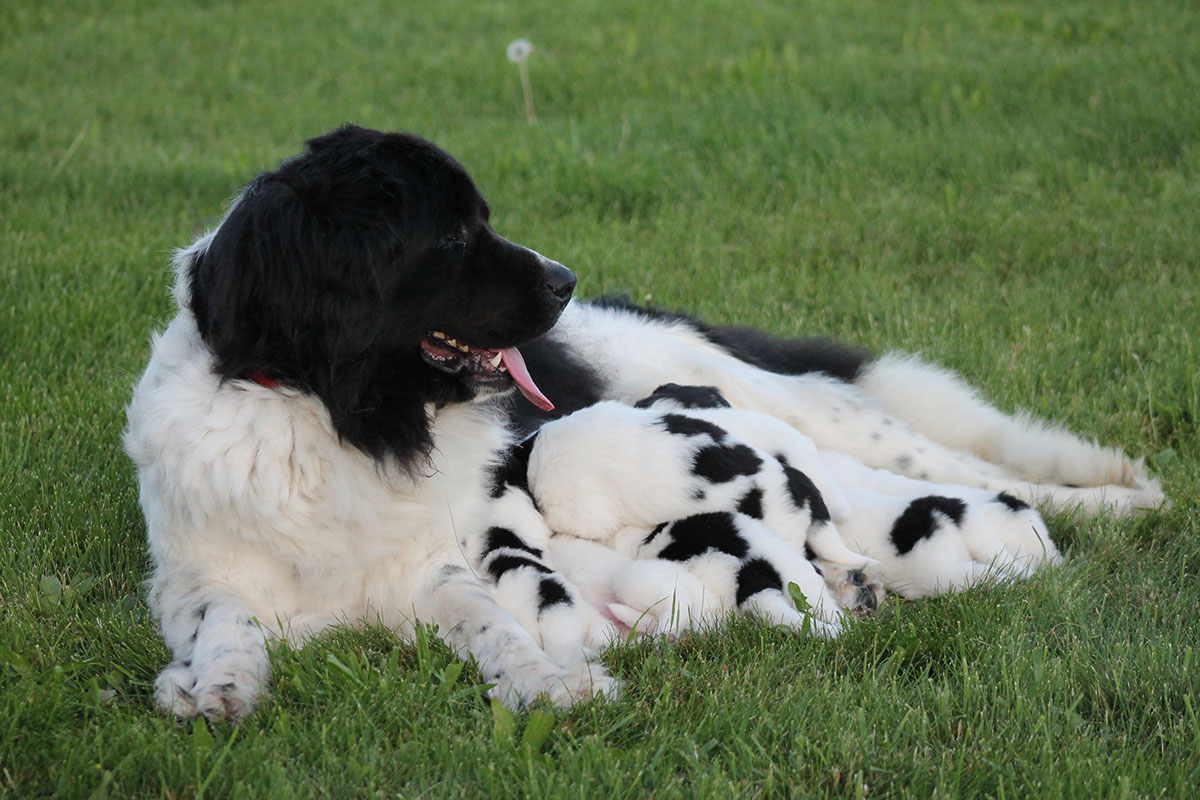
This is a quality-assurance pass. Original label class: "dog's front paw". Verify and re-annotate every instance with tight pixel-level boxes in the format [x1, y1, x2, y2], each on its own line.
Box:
[154, 661, 200, 718]
[154, 662, 265, 721]
[488, 659, 619, 709]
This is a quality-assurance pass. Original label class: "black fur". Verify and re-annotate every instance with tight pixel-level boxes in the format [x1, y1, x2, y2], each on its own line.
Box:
[486, 554, 551, 581]
[737, 487, 764, 519]
[889, 496, 968, 555]
[781, 465, 831, 523]
[488, 434, 539, 499]
[734, 558, 784, 606]
[656, 512, 749, 561]
[658, 413, 728, 441]
[483, 526, 544, 559]
[187, 125, 574, 470]
[692, 443, 763, 483]
[589, 295, 870, 382]
[537, 579, 571, 609]
[635, 383, 732, 410]
[994, 491, 1031, 512]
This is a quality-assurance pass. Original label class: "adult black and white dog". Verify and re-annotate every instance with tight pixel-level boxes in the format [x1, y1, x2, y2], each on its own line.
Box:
[125, 125, 1164, 720]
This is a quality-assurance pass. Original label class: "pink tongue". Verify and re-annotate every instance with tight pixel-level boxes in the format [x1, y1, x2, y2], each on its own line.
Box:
[500, 347, 554, 411]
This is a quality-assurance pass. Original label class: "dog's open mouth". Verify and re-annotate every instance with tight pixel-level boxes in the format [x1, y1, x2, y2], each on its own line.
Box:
[420, 331, 554, 411]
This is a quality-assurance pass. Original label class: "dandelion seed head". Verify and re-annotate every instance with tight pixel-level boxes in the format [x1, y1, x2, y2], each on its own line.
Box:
[507, 38, 533, 64]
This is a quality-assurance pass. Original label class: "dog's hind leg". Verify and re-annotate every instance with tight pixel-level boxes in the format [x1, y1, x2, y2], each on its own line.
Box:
[855, 353, 1158, 493]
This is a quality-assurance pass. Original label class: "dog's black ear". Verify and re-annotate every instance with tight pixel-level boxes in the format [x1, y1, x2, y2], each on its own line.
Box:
[189, 176, 384, 388]
[187, 175, 441, 469]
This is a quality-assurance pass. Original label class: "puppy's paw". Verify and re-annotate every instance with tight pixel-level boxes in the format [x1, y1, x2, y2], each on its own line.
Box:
[822, 563, 886, 617]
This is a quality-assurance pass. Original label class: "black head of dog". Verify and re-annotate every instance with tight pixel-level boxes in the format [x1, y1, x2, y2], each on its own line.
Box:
[186, 124, 576, 469]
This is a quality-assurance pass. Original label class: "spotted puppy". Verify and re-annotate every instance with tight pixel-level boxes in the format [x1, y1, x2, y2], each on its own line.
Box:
[634, 383, 1063, 599]
[484, 392, 884, 641]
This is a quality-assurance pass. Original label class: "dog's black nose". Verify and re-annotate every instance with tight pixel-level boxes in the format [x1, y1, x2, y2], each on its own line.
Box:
[544, 261, 576, 303]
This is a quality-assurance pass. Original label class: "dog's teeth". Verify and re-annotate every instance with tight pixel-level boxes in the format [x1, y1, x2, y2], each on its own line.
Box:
[446, 338, 457, 347]
[489, 353, 502, 368]
[460, 344, 470, 353]
[432, 331, 446, 340]
[498, 364, 507, 373]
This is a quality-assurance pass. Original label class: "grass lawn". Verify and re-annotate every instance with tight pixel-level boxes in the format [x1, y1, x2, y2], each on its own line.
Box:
[2, 0, 1198, 796]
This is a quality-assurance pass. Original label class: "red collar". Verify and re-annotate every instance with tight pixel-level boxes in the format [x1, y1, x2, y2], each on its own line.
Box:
[249, 372, 280, 389]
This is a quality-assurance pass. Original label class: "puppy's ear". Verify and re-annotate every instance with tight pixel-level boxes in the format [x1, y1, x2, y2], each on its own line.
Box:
[189, 177, 383, 387]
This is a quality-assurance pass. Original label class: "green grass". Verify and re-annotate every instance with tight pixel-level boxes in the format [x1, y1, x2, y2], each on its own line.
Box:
[2, 0, 1198, 796]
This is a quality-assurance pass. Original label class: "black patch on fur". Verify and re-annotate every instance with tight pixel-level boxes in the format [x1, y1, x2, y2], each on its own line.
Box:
[737, 487, 764, 519]
[643, 521, 669, 546]
[537, 579, 571, 609]
[486, 554, 551, 581]
[488, 434, 538, 499]
[635, 383, 731, 410]
[196, 604, 208, 621]
[483, 526, 543, 559]
[656, 512, 748, 561]
[735, 558, 784, 606]
[589, 296, 870, 382]
[889, 495, 968, 555]
[995, 492, 1031, 512]
[782, 465, 831, 522]
[693, 443, 762, 483]
[804, 543, 818, 562]
[894, 454, 913, 472]
[657, 413, 727, 441]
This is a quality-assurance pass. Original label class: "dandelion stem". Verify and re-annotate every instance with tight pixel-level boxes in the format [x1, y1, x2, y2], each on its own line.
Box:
[519, 62, 536, 125]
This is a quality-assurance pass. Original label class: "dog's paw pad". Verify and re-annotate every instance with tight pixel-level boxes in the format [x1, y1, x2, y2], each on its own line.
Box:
[191, 677, 260, 721]
[154, 662, 199, 718]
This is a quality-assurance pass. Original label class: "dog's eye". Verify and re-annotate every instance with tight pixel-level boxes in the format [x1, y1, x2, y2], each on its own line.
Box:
[443, 225, 468, 245]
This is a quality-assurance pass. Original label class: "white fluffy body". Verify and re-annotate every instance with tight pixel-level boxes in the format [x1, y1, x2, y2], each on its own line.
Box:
[127, 254, 1166, 720]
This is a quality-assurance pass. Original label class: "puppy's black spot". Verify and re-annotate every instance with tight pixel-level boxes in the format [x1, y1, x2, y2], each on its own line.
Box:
[848, 569, 866, 586]
[196, 604, 208, 621]
[737, 487, 764, 519]
[484, 526, 543, 558]
[995, 492, 1030, 512]
[693, 444, 762, 483]
[657, 512, 748, 561]
[693, 488, 707, 501]
[658, 413, 727, 441]
[486, 554, 550, 580]
[735, 558, 784, 606]
[894, 454, 913, 472]
[635, 383, 732, 410]
[643, 521, 669, 546]
[488, 434, 538, 499]
[537, 579, 571, 609]
[189, 629, 198, 643]
[182, 660, 192, 668]
[804, 543, 818, 562]
[889, 495, 968, 555]
[782, 465, 831, 522]
[870, 431, 882, 441]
